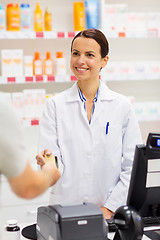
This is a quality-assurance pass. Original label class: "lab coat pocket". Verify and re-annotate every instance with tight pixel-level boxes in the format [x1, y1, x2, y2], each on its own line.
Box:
[103, 123, 122, 158]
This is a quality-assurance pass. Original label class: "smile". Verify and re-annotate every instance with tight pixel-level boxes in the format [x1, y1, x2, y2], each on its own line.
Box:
[75, 67, 89, 73]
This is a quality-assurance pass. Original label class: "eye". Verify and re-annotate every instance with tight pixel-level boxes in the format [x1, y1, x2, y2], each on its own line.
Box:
[72, 51, 79, 56]
[87, 53, 95, 58]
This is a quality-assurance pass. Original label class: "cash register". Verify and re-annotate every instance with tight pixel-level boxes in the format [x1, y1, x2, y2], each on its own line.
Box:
[36, 203, 108, 240]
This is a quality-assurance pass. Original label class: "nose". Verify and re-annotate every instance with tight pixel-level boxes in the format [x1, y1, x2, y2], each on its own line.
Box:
[77, 54, 86, 65]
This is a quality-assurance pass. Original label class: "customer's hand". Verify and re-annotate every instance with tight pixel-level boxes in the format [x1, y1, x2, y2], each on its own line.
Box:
[100, 207, 114, 219]
[41, 161, 61, 186]
[36, 149, 52, 167]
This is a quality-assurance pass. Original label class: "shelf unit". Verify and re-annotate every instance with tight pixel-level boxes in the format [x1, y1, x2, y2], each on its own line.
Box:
[0, 0, 160, 225]
[0, 1, 159, 145]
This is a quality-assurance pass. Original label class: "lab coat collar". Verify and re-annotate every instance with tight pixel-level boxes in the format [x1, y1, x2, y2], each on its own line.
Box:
[99, 80, 118, 101]
[66, 80, 118, 103]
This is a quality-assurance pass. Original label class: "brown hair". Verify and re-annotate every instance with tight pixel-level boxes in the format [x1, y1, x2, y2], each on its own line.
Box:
[71, 29, 109, 58]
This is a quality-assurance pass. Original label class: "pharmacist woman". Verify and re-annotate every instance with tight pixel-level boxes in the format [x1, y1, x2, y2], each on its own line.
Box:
[36, 29, 142, 219]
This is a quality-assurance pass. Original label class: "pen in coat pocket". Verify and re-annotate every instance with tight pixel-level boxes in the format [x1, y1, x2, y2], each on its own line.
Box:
[106, 122, 109, 135]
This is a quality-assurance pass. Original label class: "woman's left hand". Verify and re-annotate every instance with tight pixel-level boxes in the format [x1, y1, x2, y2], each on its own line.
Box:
[100, 207, 114, 219]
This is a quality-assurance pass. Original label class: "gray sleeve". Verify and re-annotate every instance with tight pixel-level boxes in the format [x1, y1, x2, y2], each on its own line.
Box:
[0, 97, 27, 179]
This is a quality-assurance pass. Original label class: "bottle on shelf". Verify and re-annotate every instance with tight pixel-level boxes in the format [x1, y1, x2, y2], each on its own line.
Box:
[6, 3, 20, 31]
[73, 2, 85, 31]
[0, 3, 5, 31]
[55, 52, 66, 75]
[85, 0, 99, 29]
[20, 3, 31, 31]
[44, 51, 54, 76]
[33, 52, 43, 76]
[44, 7, 52, 31]
[34, 2, 43, 32]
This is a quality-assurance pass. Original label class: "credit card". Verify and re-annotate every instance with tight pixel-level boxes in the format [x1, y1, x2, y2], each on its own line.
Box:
[45, 155, 59, 168]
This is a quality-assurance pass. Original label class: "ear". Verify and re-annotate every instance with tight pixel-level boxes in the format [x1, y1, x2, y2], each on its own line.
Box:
[101, 55, 109, 69]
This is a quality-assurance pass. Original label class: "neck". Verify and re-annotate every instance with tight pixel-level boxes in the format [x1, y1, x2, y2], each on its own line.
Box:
[78, 79, 99, 100]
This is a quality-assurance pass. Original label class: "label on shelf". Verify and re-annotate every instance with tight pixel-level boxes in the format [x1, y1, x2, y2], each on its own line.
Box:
[35, 76, 43, 82]
[31, 119, 39, 126]
[57, 32, 65, 38]
[36, 32, 44, 38]
[25, 76, 34, 82]
[68, 32, 76, 38]
[7, 77, 16, 83]
[47, 76, 55, 82]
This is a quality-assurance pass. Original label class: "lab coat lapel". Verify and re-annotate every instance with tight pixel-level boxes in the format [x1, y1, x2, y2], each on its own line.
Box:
[91, 99, 104, 124]
[91, 81, 117, 125]
[66, 82, 90, 125]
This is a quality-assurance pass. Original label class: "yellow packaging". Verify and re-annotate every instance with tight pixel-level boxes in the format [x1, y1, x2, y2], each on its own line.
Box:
[73, 2, 85, 31]
[7, 3, 20, 31]
[34, 2, 43, 32]
[44, 7, 52, 31]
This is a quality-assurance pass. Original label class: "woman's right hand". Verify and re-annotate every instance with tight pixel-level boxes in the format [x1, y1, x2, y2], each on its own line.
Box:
[36, 149, 52, 167]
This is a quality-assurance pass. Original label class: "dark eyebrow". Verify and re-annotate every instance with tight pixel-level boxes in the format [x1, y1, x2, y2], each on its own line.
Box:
[72, 49, 79, 52]
[72, 49, 96, 54]
[86, 51, 96, 54]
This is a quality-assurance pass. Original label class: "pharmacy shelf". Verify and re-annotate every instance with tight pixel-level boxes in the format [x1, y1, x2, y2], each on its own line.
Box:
[0, 31, 160, 39]
[0, 31, 76, 39]
[106, 79, 160, 102]
[0, 75, 159, 85]
[0, 75, 77, 84]
[0, 81, 74, 94]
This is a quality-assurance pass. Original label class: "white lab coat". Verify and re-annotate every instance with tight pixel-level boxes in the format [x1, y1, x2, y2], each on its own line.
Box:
[39, 80, 142, 212]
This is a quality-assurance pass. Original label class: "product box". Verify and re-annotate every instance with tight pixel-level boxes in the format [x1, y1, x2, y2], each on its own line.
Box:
[23, 89, 46, 120]
[147, 13, 159, 38]
[12, 49, 23, 77]
[146, 101, 160, 121]
[134, 101, 160, 121]
[103, 4, 128, 38]
[102, 61, 119, 81]
[33, 89, 46, 119]
[118, 61, 135, 80]
[1, 50, 12, 77]
[12, 92, 24, 119]
[134, 61, 148, 80]
[147, 61, 160, 80]
[116, 4, 128, 37]
[24, 55, 33, 76]
[1, 49, 23, 77]
[134, 102, 148, 121]
[103, 4, 117, 37]
[127, 13, 147, 38]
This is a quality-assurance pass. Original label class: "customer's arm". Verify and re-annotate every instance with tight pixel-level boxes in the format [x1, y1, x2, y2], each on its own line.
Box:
[8, 161, 60, 199]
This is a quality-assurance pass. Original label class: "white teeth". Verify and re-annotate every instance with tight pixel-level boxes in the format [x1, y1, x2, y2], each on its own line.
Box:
[76, 68, 87, 71]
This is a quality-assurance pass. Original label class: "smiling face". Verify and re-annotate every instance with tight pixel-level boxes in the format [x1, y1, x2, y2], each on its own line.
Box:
[70, 37, 108, 83]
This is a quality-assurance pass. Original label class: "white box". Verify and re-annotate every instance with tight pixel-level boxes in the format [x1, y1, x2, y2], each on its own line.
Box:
[12, 92, 24, 119]
[24, 55, 33, 77]
[1, 50, 12, 77]
[1, 49, 23, 77]
[12, 49, 23, 77]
